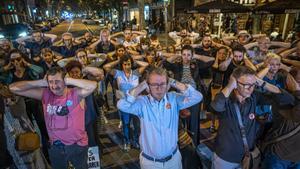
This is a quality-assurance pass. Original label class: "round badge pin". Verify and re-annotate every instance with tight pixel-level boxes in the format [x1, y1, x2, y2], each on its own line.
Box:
[249, 113, 255, 120]
[66, 100, 73, 107]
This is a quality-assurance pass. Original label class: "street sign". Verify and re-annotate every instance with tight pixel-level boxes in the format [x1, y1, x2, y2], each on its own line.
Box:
[88, 146, 101, 169]
[285, 9, 300, 13]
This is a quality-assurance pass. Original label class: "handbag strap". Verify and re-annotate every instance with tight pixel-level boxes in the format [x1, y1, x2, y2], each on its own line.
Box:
[234, 103, 250, 155]
[264, 124, 300, 147]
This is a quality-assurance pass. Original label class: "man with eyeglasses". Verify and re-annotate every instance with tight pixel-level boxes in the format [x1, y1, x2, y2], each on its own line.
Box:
[210, 66, 294, 169]
[9, 66, 97, 169]
[117, 67, 202, 169]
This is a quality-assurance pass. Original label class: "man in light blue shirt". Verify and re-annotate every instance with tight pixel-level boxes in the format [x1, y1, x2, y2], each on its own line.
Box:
[117, 67, 202, 169]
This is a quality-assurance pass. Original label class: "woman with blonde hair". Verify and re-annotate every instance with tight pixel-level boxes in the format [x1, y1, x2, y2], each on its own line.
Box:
[89, 28, 115, 54]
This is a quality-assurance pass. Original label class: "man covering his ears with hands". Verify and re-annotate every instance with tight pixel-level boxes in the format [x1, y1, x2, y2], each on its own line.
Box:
[117, 67, 202, 169]
[210, 66, 294, 169]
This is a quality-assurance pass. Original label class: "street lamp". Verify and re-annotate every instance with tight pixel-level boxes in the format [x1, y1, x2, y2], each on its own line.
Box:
[163, 0, 170, 47]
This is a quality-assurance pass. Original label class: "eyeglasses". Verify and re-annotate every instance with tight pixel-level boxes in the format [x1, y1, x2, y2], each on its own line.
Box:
[10, 57, 22, 63]
[237, 81, 256, 89]
[148, 83, 167, 89]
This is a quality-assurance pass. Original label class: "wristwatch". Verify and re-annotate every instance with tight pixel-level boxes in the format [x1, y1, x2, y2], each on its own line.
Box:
[169, 78, 177, 87]
[261, 81, 266, 89]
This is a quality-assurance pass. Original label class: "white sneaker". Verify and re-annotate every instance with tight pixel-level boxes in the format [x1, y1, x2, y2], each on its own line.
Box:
[102, 114, 108, 124]
[123, 143, 131, 152]
[118, 121, 122, 129]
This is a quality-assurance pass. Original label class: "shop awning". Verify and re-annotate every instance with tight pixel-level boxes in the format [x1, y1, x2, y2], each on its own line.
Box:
[186, 0, 252, 14]
[254, 0, 300, 14]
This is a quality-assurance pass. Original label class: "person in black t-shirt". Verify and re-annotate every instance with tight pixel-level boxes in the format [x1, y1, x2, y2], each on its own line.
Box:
[89, 29, 116, 54]
[207, 47, 229, 133]
[218, 45, 257, 87]
[194, 34, 217, 79]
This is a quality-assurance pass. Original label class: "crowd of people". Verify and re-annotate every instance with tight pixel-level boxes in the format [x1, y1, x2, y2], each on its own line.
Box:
[0, 22, 300, 169]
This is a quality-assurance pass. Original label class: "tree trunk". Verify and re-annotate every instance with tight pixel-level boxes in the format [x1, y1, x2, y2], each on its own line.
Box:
[138, 0, 145, 30]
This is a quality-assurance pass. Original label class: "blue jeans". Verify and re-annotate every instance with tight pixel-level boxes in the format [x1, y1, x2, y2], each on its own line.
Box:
[120, 110, 139, 144]
[212, 153, 240, 169]
[262, 152, 300, 169]
[48, 144, 88, 169]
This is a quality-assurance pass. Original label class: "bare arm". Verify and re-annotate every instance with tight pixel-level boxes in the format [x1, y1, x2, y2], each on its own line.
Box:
[222, 36, 236, 46]
[219, 55, 233, 71]
[271, 41, 291, 49]
[15, 36, 30, 45]
[244, 55, 257, 71]
[193, 54, 215, 63]
[110, 31, 123, 39]
[65, 77, 97, 98]
[212, 55, 219, 69]
[256, 76, 281, 94]
[280, 63, 292, 72]
[131, 54, 145, 60]
[252, 34, 267, 39]
[135, 60, 149, 75]
[129, 80, 148, 97]
[89, 39, 101, 50]
[279, 47, 297, 58]
[286, 74, 300, 92]
[110, 39, 119, 46]
[169, 78, 188, 92]
[244, 42, 258, 50]
[212, 40, 229, 49]
[132, 30, 147, 36]
[82, 66, 104, 81]
[165, 53, 181, 63]
[127, 49, 140, 55]
[221, 76, 236, 97]
[282, 58, 300, 68]
[103, 59, 119, 76]
[44, 33, 57, 42]
[9, 79, 47, 100]
[256, 66, 270, 79]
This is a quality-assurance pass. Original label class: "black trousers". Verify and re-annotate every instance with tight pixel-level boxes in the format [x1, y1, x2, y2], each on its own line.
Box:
[25, 99, 50, 161]
[180, 144, 203, 169]
[186, 103, 200, 145]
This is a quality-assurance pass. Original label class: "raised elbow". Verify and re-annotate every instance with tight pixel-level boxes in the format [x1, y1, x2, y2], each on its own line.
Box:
[9, 83, 19, 93]
[90, 81, 97, 91]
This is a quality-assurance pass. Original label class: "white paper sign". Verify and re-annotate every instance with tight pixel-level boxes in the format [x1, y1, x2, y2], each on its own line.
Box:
[88, 146, 101, 169]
